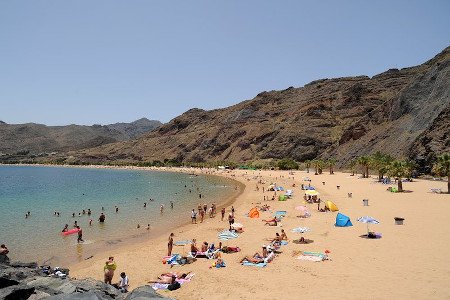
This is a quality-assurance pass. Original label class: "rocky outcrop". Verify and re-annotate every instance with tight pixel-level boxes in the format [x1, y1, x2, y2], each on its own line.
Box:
[75, 46, 450, 169]
[0, 262, 168, 300]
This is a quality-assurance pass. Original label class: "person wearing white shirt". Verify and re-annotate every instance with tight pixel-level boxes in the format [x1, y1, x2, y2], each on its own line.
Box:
[118, 272, 129, 293]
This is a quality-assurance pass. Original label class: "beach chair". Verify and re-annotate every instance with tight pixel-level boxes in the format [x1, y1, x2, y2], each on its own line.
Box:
[430, 188, 442, 193]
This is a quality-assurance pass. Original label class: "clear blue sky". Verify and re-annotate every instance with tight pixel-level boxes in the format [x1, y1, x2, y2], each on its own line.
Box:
[0, 1, 449, 125]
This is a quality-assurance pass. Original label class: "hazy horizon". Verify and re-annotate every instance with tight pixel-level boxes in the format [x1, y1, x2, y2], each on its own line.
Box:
[1, 1, 449, 126]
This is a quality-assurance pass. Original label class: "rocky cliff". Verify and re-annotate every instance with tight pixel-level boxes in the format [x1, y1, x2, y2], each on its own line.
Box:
[75, 47, 449, 168]
[0, 118, 162, 155]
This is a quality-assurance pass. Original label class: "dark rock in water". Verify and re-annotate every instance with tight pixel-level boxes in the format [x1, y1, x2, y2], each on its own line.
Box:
[125, 285, 169, 299]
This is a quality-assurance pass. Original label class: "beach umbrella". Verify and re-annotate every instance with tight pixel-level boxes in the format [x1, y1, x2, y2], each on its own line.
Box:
[305, 190, 319, 196]
[295, 205, 311, 217]
[357, 216, 380, 233]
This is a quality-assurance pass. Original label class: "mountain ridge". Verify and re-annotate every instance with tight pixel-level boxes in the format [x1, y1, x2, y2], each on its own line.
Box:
[0, 118, 162, 155]
[74, 46, 449, 168]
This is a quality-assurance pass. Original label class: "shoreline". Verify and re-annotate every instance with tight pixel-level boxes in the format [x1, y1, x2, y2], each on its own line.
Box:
[68, 168, 449, 299]
[2, 164, 449, 299]
[1, 163, 246, 268]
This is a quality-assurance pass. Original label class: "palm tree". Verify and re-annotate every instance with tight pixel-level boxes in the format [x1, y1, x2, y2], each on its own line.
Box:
[387, 160, 411, 192]
[348, 159, 357, 176]
[432, 153, 450, 193]
[312, 159, 323, 175]
[357, 156, 370, 178]
[304, 160, 311, 173]
[326, 159, 336, 174]
[369, 152, 393, 181]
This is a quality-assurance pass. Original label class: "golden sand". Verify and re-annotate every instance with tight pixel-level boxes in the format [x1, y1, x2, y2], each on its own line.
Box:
[70, 168, 450, 299]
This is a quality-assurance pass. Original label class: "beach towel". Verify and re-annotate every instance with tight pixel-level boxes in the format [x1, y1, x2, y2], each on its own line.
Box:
[296, 255, 324, 262]
[241, 261, 267, 267]
[218, 230, 239, 240]
[296, 251, 328, 262]
[291, 227, 311, 233]
[174, 240, 192, 246]
[274, 211, 287, 218]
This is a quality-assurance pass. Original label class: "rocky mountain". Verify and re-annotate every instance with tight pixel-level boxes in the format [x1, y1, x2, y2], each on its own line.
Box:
[75, 47, 450, 167]
[0, 118, 162, 155]
[74, 46, 449, 168]
[107, 118, 163, 139]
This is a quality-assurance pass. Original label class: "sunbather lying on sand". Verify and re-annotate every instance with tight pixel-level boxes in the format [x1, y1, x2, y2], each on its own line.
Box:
[240, 253, 265, 264]
[262, 218, 278, 226]
[148, 272, 190, 283]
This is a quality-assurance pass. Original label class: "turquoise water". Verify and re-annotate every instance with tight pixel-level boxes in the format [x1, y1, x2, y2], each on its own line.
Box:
[0, 165, 239, 266]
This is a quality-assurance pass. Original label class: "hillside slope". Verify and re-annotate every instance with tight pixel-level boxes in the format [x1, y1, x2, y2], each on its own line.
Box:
[74, 47, 449, 166]
[0, 118, 162, 154]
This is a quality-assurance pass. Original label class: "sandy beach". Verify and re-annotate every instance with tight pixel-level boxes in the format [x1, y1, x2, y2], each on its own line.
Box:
[70, 168, 450, 299]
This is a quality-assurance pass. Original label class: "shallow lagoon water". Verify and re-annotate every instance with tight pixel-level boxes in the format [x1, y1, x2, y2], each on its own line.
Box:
[0, 165, 239, 265]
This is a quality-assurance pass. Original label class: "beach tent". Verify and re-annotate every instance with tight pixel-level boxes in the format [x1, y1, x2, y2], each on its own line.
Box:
[335, 213, 353, 227]
[248, 207, 259, 218]
[279, 195, 288, 201]
[325, 200, 339, 212]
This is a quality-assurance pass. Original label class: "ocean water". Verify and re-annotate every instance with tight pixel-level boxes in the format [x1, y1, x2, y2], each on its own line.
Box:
[0, 165, 240, 266]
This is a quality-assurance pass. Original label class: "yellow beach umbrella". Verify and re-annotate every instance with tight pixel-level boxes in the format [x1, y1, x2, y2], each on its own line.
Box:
[305, 190, 319, 196]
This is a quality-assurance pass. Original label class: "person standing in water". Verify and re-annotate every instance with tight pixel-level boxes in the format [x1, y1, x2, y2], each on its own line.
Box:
[170, 201, 174, 209]
[77, 226, 84, 243]
[168, 233, 174, 256]
[62, 224, 69, 232]
[99, 213, 106, 223]
[160, 204, 164, 214]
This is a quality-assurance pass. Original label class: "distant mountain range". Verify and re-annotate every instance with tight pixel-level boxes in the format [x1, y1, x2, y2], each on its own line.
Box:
[74, 46, 449, 169]
[0, 118, 162, 154]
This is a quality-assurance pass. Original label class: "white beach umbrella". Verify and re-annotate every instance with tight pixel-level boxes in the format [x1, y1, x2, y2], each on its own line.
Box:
[357, 216, 380, 233]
